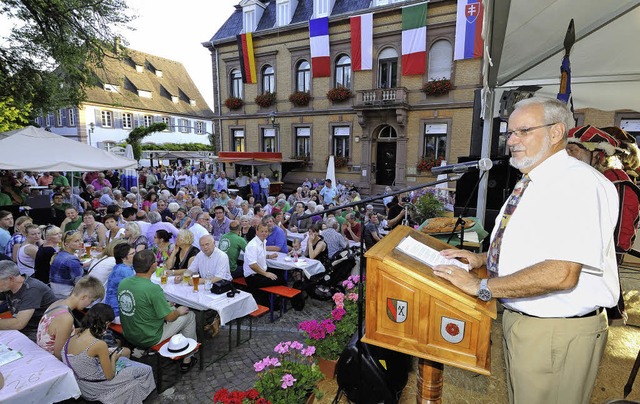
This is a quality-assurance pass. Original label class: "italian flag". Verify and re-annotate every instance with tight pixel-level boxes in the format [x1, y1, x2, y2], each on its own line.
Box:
[402, 3, 427, 76]
[350, 13, 373, 71]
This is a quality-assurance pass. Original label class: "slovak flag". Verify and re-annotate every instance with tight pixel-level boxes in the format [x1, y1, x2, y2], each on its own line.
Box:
[309, 17, 331, 77]
[454, 0, 484, 60]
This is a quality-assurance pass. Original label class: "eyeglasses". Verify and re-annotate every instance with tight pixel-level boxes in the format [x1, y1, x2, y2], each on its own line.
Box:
[506, 123, 557, 139]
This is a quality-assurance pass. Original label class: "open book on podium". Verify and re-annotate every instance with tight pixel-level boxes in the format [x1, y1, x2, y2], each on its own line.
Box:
[362, 225, 497, 375]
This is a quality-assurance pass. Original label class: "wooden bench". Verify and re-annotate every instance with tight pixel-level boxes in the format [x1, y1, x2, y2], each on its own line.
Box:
[259, 285, 302, 322]
[233, 304, 270, 346]
[232, 277, 248, 288]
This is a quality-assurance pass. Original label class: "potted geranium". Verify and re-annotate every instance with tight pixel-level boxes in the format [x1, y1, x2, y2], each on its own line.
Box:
[326, 155, 349, 169]
[326, 86, 352, 102]
[299, 276, 362, 378]
[225, 96, 244, 110]
[289, 91, 311, 107]
[214, 388, 269, 403]
[252, 341, 323, 404]
[417, 156, 445, 173]
[422, 78, 452, 97]
[255, 92, 276, 108]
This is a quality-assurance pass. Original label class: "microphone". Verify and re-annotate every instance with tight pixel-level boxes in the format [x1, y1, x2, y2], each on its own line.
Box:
[430, 158, 494, 175]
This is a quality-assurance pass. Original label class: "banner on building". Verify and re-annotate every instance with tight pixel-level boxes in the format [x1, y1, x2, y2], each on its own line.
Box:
[454, 0, 484, 60]
[236, 33, 257, 84]
[402, 3, 427, 76]
[309, 17, 331, 77]
[351, 13, 373, 71]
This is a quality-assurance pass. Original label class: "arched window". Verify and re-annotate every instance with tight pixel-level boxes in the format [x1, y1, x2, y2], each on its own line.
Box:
[378, 47, 398, 89]
[230, 69, 243, 98]
[296, 60, 311, 93]
[262, 65, 275, 94]
[428, 40, 453, 80]
[335, 55, 351, 88]
[378, 125, 398, 139]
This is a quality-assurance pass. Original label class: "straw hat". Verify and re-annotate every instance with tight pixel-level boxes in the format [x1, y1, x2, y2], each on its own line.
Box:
[158, 334, 198, 358]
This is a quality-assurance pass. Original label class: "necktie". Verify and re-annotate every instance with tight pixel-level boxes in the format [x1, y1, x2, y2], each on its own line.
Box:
[486, 175, 531, 277]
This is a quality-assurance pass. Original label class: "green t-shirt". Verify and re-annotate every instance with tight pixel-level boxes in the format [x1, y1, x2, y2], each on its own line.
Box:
[0, 192, 11, 206]
[217, 232, 247, 271]
[117, 276, 172, 348]
[52, 176, 70, 187]
[63, 216, 83, 232]
[335, 215, 346, 226]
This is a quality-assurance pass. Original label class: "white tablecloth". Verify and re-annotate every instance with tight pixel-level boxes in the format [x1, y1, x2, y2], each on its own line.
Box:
[286, 229, 305, 242]
[266, 252, 325, 278]
[150, 275, 258, 326]
[0, 330, 81, 404]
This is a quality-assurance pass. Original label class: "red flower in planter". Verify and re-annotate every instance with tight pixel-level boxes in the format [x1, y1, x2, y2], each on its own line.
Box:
[422, 78, 453, 97]
[326, 86, 352, 102]
[225, 97, 244, 110]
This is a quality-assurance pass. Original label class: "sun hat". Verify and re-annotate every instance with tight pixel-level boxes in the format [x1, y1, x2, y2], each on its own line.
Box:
[567, 125, 623, 156]
[158, 334, 198, 358]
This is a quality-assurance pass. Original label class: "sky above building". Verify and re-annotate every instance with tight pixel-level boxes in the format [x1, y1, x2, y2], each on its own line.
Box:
[124, 0, 239, 111]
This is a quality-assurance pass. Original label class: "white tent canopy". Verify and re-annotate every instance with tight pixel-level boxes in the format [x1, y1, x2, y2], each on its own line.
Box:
[0, 126, 137, 171]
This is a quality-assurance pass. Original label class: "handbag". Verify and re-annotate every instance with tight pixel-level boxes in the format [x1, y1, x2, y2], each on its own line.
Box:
[210, 279, 233, 294]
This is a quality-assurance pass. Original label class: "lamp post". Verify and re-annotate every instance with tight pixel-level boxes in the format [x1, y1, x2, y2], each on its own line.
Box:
[88, 122, 95, 146]
[269, 111, 280, 152]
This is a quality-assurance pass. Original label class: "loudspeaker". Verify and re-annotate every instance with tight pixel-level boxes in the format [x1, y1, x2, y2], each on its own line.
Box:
[336, 328, 412, 404]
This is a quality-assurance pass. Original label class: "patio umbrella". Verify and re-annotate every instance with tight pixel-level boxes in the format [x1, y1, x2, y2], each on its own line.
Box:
[325, 155, 336, 186]
[121, 144, 138, 191]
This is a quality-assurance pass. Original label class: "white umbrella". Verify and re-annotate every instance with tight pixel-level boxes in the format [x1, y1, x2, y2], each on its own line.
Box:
[326, 155, 336, 186]
[121, 144, 138, 191]
[0, 126, 137, 171]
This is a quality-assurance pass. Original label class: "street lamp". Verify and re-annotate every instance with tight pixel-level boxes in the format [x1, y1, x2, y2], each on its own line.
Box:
[88, 122, 95, 146]
[268, 112, 280, 153]
[269, 111, 279, 128]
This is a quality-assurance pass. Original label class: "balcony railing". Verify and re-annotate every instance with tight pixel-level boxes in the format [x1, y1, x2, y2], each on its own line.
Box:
[355, 87, 407, 106]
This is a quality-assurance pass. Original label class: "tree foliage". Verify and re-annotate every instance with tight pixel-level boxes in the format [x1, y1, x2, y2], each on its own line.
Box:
[0, 97, 32, 132]
[126, 122, 168, 161]
[0, 0, 134, 117]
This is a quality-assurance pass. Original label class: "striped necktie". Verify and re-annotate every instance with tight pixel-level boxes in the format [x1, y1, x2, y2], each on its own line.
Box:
[486, 175, 531, 277]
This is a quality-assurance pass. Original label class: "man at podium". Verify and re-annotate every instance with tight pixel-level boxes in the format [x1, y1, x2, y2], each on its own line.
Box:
[433, 97, 619, 404]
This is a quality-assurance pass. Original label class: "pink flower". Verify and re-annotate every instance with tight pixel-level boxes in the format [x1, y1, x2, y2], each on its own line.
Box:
[342, 280, 355, 290]
[281, 373, 297, 389]
[274, 342, 288, 354]
[253, 359, 266, 372]
[332, 307, 346, 321]
[301, 345, 316, 356]
[290, 341, 303, 350]
[347, 292, 358, 302]
[333, 292, 345, 306]
[268, 357, 281, 367]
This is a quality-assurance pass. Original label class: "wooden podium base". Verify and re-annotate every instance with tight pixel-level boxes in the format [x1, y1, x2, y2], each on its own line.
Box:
[416, 358, 443, 403]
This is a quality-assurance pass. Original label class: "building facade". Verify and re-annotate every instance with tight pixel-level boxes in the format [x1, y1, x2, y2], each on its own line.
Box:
[206, 0, 484, 194]
[38, 48, 215, 151]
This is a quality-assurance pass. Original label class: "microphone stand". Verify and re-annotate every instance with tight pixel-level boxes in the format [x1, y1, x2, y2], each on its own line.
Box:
[296, 177, 460, 404]
[446, 170, 488, 249]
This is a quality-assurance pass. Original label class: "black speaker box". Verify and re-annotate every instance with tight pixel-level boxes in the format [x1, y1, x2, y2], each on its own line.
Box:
[336, 329, 412, 404]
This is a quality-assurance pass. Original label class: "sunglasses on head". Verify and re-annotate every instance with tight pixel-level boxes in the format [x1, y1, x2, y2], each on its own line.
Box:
[63, 230, 79, 242]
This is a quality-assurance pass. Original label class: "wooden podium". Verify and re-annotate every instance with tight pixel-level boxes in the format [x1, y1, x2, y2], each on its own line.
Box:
[362, 226, 497, 403]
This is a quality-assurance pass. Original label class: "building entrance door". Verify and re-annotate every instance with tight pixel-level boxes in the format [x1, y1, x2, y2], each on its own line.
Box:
[376, 142, 397, 185]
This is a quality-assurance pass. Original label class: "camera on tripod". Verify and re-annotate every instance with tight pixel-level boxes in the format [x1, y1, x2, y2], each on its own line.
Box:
[401, 196, 411, 203]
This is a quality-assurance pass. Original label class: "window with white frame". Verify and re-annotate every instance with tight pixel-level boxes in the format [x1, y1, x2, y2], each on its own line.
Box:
[335, 55, 352, 88]
[102, 141, 116, 151]
[56, 109, 63, 126]
[122, 113, 133, 129]
[378, 47, 398, 88]
[277, 2, 289, 26]
[162, 116, 170, 131]
[195, 121, 204, 134]
[243, 10, 255, 33]
[179, 118, 189, 133]
[232, 129, 245, 152]
[423, 123, 448, 160]
[314, 0, 333, 17]
[262, 65, 275, 94]
[67, 108, 76, 126]
[262, 128, 277, 152]
[295, 127, 311, 157]
[296, 60, 311, 92]
[101, 110, 113, 127]
[332, 126, 350, 157]
[231, 69, 243, 98]
[143, 115, 153, 127]
[428, 40, 453, 80]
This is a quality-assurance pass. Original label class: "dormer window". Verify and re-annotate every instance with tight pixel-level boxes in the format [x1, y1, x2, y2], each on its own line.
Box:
[172, 95, 179, 103]
[313, 0, 335, 18]
[241, 0, 266, 33]
[138, 90, 152, 99]
[156, 70, 163, 78]
[189, 99, 196, 107]
[276, 0, 298, 26]
[103, 84, 120, 92]
[135, 64, 143, 73]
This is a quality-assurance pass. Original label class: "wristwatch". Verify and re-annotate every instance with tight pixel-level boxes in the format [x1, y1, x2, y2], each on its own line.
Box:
[477, 279, 492, 302]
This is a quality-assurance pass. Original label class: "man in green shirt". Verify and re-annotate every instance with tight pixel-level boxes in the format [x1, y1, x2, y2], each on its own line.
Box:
[51, 172, 70, 188]
[217, 220, 247, 279]
[0, 192, 11, 206]
[60, 206, 83, 232]
[118, 250, 198, 371]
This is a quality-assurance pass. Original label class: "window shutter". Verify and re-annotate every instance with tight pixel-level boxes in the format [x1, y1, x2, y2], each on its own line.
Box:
[171, 118, 176, 131]
[428, 40, 453, 80]
[60, 110, 67, 126]
[114, 111, 122, 128]
[134, 114, 141, 128]
[94, 109, 102, 127]
[154, 115, 161, 122]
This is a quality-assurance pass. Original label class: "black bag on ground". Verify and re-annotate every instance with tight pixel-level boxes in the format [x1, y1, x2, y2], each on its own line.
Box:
[336, 328, 412, 404]
[210, 279, 233, 294]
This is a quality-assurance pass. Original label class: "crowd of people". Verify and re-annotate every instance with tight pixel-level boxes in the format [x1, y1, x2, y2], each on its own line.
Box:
[0, 163, 405, 403]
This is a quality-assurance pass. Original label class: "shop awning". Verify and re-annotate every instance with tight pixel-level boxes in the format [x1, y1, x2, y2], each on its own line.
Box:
[211, 152, 304, 166]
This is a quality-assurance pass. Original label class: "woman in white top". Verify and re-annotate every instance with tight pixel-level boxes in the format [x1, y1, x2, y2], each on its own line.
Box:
[17, 223, 41, 276]
[86, 239, 127, 289]
[103, 214, 125, 245]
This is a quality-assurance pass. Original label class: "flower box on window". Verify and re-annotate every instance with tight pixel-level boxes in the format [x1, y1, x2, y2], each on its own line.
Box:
[327, 155, 349, 168]
[417, 156, 445, 173]
[292, 155, 311, 166]
[254, 92, 276, 108]
[224, 97, 244, 110]
[289, 91, 311, 107]
[326, 86, 352, 102]
[422, 78, 453, 97]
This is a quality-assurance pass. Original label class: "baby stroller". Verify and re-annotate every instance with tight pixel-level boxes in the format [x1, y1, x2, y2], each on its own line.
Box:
[306, 246, 358, 300]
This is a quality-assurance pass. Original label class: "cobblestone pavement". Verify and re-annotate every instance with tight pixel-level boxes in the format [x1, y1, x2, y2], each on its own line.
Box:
[147, 296, 336, 403]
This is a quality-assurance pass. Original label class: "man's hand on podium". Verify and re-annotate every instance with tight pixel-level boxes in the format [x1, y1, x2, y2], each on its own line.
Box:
[433, 249, 487, 297]
[439, 248, 486, 270]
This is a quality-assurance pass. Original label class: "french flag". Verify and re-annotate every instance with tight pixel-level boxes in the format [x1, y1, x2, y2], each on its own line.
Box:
[454, 0, 484, 60]
[351, 13, 373, 71]
[309, 17, 330, 77]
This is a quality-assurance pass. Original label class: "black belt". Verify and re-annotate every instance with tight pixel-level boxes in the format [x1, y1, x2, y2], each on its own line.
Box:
[507, 307, 603, 319]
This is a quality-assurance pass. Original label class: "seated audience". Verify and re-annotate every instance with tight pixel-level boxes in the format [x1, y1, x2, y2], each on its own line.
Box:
[243, 223, 286, 307]
[0, 260, 57, 341]
[17, 223, 41, 276]
[306, 224, 330, 267]
[5, 215, 31, 261]
[218, 221, 247, 279]
[50, 230, 84, 299]
[37, 276, 104, 359]
[165, 229, 199, 277]
[87, 239, 126, 288]
[60, 206, 83, 233]
[104, 243, 135, 323]
[124, 222, 148, 253]
[146, 211, 178, 248]
[152, 229, 174, 267]
[79, 210, 107, 248]
[34, 225, 62, 283]
[183, 235, 231, 285]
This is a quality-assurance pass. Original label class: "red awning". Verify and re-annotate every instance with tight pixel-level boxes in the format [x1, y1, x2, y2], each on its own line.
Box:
[212, 152, 303, 165]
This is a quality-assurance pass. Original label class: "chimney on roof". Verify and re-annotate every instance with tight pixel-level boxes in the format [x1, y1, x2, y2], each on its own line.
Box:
[114, 36, 121, 56]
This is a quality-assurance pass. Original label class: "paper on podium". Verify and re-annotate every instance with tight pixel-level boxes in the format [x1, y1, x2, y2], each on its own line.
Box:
[396, 236, 469, 271]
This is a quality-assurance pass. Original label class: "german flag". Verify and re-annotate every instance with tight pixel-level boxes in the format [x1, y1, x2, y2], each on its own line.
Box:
[236, 33, 257, 84]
